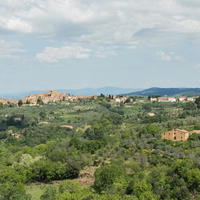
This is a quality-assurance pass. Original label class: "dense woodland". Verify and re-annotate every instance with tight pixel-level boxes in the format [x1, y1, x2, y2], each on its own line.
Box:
[2, 96, 200, 199]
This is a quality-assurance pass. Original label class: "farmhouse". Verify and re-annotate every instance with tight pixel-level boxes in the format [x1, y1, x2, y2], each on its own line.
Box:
[158, 97, 169, 103]
[187, 97, 195, 102]
[162, 129, 189, 141]
[114, 96, 128, 103]
[178, 96, 187, 102]
[150, 97, 158, 102]
[157, 97, 177, 103]
[168, 97, 176, 102]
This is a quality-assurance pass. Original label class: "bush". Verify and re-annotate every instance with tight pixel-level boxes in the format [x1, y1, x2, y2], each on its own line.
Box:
[93, 164, 128, 194]
[40, 186, 56, 200]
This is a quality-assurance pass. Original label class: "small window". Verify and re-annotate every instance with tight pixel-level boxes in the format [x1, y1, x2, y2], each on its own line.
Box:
[174, 136, 176, 140]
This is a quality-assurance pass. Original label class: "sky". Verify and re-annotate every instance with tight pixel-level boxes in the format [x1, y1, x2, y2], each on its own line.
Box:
[1, 0, 200, 93]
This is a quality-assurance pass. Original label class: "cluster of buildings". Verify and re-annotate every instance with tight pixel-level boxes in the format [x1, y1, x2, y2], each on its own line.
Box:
[0, 90, 199, 107]
[21, 91, 130, 106]
[23, 90, 68, 105]
[150, 96, 196, 103]
[0, 90, 98, 106]
[0, 98, 18, 105]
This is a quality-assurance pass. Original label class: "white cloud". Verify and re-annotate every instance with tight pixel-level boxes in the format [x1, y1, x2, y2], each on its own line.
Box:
[0, 40, 25, 59]
[1, 0, 200, 62]
[0, 0, 200, 43]
[0, 17, 32, 33]
[156, 51, 172, 61]
[36, 44, 91, 63]
[95, 46, 118, 58]
[156, 50, 183, 62]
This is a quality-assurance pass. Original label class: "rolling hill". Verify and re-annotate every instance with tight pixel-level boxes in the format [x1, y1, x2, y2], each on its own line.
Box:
[124, 87, 200, 96]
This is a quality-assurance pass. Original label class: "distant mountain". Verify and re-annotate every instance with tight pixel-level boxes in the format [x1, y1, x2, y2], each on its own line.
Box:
[124, 87, 200, 96]
[58, 87, 141, 96]
[0, 87, 142, 99]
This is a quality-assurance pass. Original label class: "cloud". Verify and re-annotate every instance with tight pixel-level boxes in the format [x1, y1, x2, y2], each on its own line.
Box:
[156, 50, 183, 62]
[1, 0, 200, 44]
[1, 0, 200, 63]
[36, 44, 91, 63]
[0, 40, 25, 59]
[0, 18, 32, 33]
[95, 46, 118, 58]
[156, 51, 172, 61]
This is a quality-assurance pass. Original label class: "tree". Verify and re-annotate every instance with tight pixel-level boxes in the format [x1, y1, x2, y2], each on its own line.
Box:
[40, 186, 56, 200]
[18, 100, 23, 107]
[0, 166, 30, 200]
[195, 97, 200, 109]
[183, 102, 197, 111]
[0, 182, 31, 200]
[37, 97, 44, 105]
[84, 127, 104, 141]
[58, 180, 83, 194]
[94, 164, 127, 194]
[26, 100, 31, 104]
[142, 104, 152, 112]
[39, 111, 47, 120]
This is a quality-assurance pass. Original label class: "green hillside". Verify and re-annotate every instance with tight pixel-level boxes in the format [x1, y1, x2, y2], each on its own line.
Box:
[125, 87, 200, 96]
[1, 97, 200, 199]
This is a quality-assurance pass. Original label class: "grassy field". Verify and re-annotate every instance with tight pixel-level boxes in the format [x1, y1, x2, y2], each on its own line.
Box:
[26, 182, 61, 200]
[26, 184, 46, 200]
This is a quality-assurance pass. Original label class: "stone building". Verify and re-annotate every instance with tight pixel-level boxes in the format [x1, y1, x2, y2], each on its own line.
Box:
[178, 96, 187, 102]
[158, 97, 169, 103]
[168, 97, 176, 102]
[150, 97, 158, 102]
[187, 97, 195, 102]
[162, 129, 189, 141]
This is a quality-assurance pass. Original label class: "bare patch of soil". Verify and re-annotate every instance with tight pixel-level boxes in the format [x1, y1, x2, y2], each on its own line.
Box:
[74, 166, 99, 186]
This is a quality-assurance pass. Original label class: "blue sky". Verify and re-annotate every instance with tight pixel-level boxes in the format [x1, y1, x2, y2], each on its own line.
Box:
[1, 0, 200, 93]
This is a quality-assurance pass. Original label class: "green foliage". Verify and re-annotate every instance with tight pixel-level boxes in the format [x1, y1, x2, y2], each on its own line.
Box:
[18, 100, 23, 107]
[40, 186, 56, 200]
[0, 166, 30, 200]
[94, 163, 128, 194]
[2, 97, 200, 199]
[37, 97, 44, 105]
[0, 182, 31, 200]
[39, 111, 47, 120]
[195, 97, 200, 109]
[58, 180, 83, 194]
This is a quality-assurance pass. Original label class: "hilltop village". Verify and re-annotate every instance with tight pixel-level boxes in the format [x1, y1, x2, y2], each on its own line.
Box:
[0, 90, 127, 106]
[0, 90, 198, 107]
